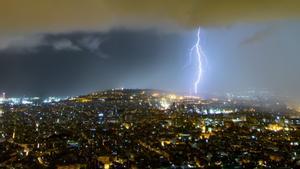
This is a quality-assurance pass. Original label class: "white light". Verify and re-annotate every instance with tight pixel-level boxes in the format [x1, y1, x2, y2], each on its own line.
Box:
[189, 28, 206, 95]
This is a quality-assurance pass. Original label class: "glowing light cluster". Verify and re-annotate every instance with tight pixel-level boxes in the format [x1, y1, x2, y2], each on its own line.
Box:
[160, 98, 170, 110]
[265, 124, 283, 132]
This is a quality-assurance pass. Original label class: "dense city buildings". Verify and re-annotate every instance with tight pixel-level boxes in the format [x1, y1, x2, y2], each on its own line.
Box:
[0, 89, 299, 168]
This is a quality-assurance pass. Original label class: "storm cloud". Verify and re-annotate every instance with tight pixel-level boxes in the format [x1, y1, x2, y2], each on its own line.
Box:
[0, 0, 300, 34]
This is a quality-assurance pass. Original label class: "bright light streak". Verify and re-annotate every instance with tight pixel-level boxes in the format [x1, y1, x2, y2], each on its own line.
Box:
[189, 27, 206, 95]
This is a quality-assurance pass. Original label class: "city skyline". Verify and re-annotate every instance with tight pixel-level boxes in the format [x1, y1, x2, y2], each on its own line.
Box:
[1, 1, 300, 168]
[0, 1, 299, 108]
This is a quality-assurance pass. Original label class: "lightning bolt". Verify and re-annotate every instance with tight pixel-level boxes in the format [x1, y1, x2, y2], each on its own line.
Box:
[190, 27, 206, 95]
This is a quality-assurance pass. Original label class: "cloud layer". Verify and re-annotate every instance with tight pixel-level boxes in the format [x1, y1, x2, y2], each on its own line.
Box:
[0, 33, 107, 58]
[52, 39, 81, 51]
[0, 35, 44, 51]
[1, 0, 300, 34]
[1, 0, 299, 49]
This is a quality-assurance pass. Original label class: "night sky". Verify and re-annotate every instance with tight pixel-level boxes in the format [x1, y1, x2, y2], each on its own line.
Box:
[1, 0, 300, 107]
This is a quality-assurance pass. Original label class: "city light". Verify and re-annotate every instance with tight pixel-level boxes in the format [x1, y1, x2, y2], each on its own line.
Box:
[0, 89, 298, 168]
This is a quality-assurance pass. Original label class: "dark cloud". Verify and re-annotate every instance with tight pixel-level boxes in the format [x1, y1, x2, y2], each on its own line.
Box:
[52, 39, 81, 51]
[0, 33, 107, 57]
[240, 27, 275, 46]
[80, 37, 103, 52]
[0, 35, 44, 51]
[1, 0, 299, 59]
[0, 0, 300, 35]
[0, 30, 184, 97]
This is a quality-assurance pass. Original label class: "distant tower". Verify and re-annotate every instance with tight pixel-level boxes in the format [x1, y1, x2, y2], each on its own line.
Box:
[2, 92, 5, 99]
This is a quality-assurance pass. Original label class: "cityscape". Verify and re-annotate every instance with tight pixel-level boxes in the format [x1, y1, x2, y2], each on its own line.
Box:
[0, 89, 300, 168]
[1, 0, 300, 168]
